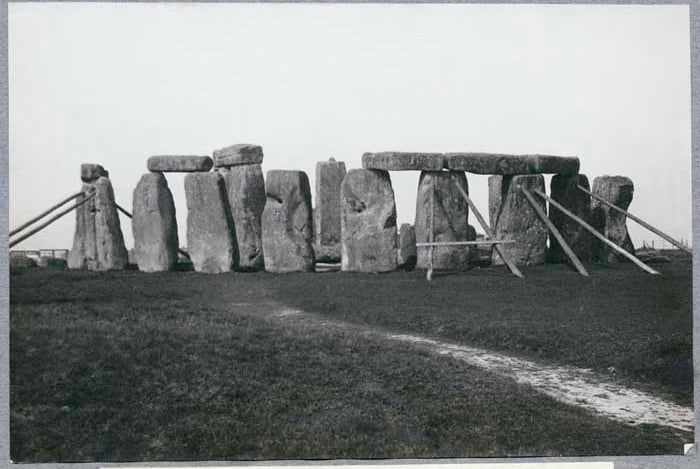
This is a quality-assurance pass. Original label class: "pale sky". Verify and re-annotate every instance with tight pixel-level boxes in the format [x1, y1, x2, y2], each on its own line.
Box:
[8, 3, 692, 251]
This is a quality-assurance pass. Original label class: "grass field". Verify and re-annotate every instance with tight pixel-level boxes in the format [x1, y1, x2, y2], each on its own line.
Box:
[9, 255, 693, 462]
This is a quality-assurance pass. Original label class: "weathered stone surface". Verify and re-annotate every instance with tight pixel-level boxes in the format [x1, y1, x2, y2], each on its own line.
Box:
[10, 254, 37, 269]
[37, 256, 67, 269]
[466, 225, 479, 265]
[362, 152, 445, 171]
[132, 172, 179, 272]
[341, 169, 397, 272]
[213, 144, 264, 167]
[81, 163, 108, 182]
[68, 184, 98, 269]
[314, 243, 341, 263]
[93, 177, 129, 270]
[415, 171, 472, 270]
[446, 153, 579, 175]
[397, 223, 417, 271]
[315, 158, 347, 246]
[549, 174, 593, 263]
[489, 175, 548, 266]
[185, 172, 239, 273]
[222, 164, 266, 271]
[590, 175, 635, 262]
[261, 170, 315, 272]
[147, 155, 213, 173]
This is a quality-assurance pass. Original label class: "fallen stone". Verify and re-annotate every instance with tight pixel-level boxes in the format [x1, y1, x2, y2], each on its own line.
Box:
[261, 170, 315, 272]
[415, 171, 471, 270]
[68, 184, 98, 269]
[397, 223, 417, 271]
[37, 256, 67, 269]
[315, 158, 347, 246]
[446, 153, 580, 175]
[590, 175, 635, 262]
[548, 174, 593, 263]
[341, 169, 397, 272]
[489, 174, 548, 266]
[222, 164, 266, 271]
[213, 143, 264, 167]
[147, 155, 213, 173]
[132, 172, 179, 272]
[10, 254, 37, 269]
[314, 243, 341, 263]
[93, 177, 129, 270]
[81, 163, 108, 182]
[185, 172, 239, 273]
[362, 152, 445, 171]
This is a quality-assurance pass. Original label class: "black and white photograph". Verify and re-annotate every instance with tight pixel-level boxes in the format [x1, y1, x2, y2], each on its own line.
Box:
[5, 1, 695, 463]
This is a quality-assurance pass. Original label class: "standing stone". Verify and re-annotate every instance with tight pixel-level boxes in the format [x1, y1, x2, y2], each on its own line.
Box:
[185, 172, 239, 273]
[466, 225, 480, 265]
[549, 174, 593, 263]
[222, 164, 266, 271]
[315, 158, 347, 246]
[68, 183, 98, 269]
[591, 176, 635, 262]
[81, 164, 108, 182]
[132, 172, 179, 272]
[415, 171, 471, 270]
[93, 177, 129, 270]
[261, 170, 315, 272]
[397, 223, 417, 271]
[341, 169, 397, 272]
[489, 175, 548, 266]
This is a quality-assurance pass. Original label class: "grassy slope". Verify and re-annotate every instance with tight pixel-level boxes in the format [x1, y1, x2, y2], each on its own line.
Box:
[274, 257, 694, 405]
[9, 262, 693, 462]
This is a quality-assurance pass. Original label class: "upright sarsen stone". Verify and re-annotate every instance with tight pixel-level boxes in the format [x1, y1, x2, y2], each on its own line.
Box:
[261, 170, 315, 272]
[489, 175, 548, 266]
[68, 183, 98, 269]
[315, 158, 347, 246]
[397, 223, 417, 271]
[185, 172, 239, 273]
[591, 175, 635, 262]
[341, 169, 397, 272]
[549, 174, 592, 263]
[222, 164, 266, 271]
[132, 173, 179, 272]
[93, 177, 129, 270]
[415, 171, 471, 270]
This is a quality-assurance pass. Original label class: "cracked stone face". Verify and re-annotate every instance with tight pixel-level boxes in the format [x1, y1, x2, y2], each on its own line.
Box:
[222, 164, 266, 271]
[132, 172, 179, 272]
[261, 170, 315, 273]
[590, 175, 635, 262]
[341, 169, 397, 273]
[414, 170, 472, 270]
[184, 172, 239, 273]
[488, 174, 548, 267]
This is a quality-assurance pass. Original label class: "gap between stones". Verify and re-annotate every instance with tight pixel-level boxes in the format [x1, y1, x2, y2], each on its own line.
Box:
[260, 304, 694, 435]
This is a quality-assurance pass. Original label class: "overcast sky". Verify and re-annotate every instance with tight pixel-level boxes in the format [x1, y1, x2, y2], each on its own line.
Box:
[8, 3, 691, 252]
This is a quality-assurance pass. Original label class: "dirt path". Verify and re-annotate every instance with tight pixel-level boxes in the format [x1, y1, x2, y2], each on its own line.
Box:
[268, 305, 694, 434]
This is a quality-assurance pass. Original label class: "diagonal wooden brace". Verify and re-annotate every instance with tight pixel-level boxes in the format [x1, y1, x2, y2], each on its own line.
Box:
[453, 183, 524, 278]
[533, 188, 659, 275]
[521, 187, 589, 277]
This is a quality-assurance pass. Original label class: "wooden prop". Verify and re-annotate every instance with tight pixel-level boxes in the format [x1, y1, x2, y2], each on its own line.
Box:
[520, 187, 589, 277]
[533, 188, 659, 275]
[9, 192, 96, 248]
[416, 240, 514, 247]
[453, 183, 524, 278]
[577, 184, 691, 254]
[427, 180, 435, 281]
[114, 202, 191, 260]
[9, 191, 84, 237]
